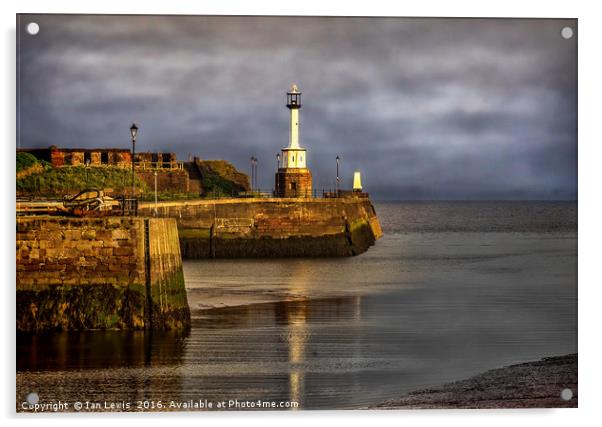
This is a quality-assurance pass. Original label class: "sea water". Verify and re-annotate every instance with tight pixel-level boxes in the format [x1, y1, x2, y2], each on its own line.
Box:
[17, 201, 577, 410]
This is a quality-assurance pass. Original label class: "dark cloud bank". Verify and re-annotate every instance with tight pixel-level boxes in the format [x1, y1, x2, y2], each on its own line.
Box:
[17, 15, 577, 200]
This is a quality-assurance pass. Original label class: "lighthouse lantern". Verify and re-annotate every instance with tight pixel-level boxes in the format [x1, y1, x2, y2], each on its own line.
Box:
[287, 84, 302, 108]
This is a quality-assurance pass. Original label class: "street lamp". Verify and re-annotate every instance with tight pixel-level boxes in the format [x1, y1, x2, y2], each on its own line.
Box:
[130, 123, 138, 198]
[153, 170, 158, 216]
[276, 153, 280, 196]
[336, 155, 340, 196]
[250, 156, 255, 192]
[255, 157, 258, 192]
[250, 156, 258, 193]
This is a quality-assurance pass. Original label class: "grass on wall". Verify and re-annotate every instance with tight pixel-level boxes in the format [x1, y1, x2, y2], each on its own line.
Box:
[16, 153, 251, 200]
[17, 164, 148, 197]
[198, 160, 250, 197]
[16, 152, 41, 173]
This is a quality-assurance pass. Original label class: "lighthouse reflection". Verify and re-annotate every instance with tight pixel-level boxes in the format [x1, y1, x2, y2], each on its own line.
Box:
[278, 294, 363, 408]
[186, 290, 363, 409]
[281, 300, 308, 408]
[282, 262, 310, 408]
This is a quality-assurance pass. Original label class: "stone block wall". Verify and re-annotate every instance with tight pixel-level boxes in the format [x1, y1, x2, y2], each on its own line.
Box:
[275, 168, 313, 197]
[147, 219, 190, 328]
[66, 151, 84, 166]
[136, 169, 190, 194]
[135, 152, 178, 169]
[108, 150, 132, 167]
[138, 198, 382, 258]
[16, 216, 190, 331]
[136, 169, 190, 193]
[47, 148, 132, 168]
[49, 149, 66, 167]
[90, 151, 101, 165]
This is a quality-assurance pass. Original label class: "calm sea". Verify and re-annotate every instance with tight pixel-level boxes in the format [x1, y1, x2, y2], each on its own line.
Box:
[17, 201, 577, 410]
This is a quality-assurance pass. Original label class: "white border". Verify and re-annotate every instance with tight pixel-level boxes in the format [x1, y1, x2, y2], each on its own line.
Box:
[3, 1, 601, 427]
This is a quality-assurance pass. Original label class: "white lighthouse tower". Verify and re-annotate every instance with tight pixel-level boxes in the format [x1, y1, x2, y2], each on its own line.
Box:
[276, 84, 313, 197]
[282, 84, 306, 168]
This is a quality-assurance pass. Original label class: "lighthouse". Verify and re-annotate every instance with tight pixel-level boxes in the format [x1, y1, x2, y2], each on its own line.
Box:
[275, 84, 313, 197]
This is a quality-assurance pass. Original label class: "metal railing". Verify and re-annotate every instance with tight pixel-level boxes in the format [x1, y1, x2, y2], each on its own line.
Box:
[200, 188, 368, 200]
[133, 160, 184, 170]
[118, 196, 139, 216]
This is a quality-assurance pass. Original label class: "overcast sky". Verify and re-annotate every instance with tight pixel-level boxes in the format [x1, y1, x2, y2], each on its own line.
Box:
[17, 15, 577, 200]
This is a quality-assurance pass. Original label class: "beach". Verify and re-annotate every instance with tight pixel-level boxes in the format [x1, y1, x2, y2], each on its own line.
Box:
[372, 353, 577, 409]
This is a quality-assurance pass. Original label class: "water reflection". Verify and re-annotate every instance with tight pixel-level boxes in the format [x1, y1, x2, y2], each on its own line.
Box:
[17, 330, 189, 371]
[285, 300, 307, 408]
[17, 282, 575, 409]
[16, 216, 577, 409]
[281, 262, 308, 408]
[183, 296, 364, 408]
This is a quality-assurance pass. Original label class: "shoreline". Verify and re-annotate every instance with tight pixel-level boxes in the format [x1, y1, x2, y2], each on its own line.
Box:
[188, 289, 307, 312]
[371, 353, 577, 409]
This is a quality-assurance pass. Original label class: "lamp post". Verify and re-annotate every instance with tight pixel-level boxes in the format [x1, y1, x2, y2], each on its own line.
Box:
[153, 171, 158, 216]
[255, 157, 258, 193]
[250, 156, 255, 192]
[130, 123, 138, 198]
[336, 155, 340, 196]
[276, 153, 280, 196]
[250, 156, 258, 194]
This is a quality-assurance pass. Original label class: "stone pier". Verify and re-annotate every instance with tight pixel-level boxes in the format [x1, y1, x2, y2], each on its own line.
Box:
[138, 198, 383, 258]
[16, 216, 190, 331]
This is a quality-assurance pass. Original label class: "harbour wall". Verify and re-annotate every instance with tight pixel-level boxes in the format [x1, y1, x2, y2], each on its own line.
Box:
[138, 198, 383, 258]
[16, 216, 190, 331]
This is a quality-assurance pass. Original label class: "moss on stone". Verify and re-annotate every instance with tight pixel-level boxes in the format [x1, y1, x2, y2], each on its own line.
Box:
[16, 284, 148, 331]
[346, 218, 377, 255]
[149, 268, 191, 330]
[348, 217, 369, 233]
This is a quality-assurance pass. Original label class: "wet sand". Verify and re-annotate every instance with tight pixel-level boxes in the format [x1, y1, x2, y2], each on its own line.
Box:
[372, 354, 577, 409]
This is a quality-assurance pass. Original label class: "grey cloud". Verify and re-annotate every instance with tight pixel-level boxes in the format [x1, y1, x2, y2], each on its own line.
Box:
[17, 15, 577, 200]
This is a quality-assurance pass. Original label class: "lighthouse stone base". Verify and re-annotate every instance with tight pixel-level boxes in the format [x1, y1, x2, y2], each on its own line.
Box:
[275, 168, 313, 198]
